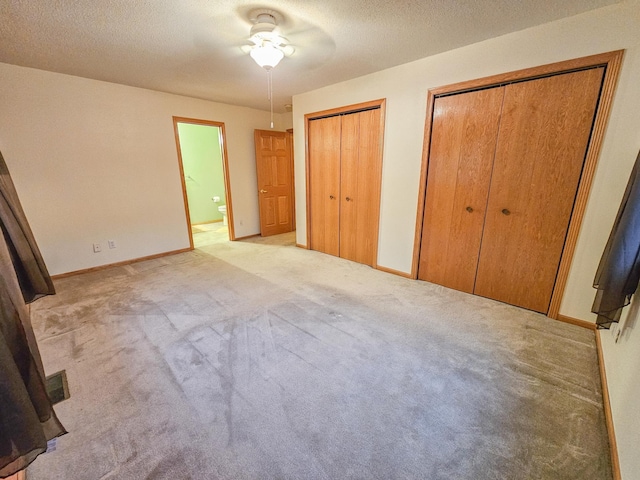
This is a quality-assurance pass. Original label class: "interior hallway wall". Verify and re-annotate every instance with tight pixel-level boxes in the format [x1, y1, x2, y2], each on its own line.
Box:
[0, 62, 290, 275]
[292, 2, 640, 478]
[279, 111, 293, 131]
[177, 123, 225, 224]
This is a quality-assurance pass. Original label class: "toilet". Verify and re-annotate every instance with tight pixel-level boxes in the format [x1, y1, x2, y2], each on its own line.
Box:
[218, 205, 227, 226]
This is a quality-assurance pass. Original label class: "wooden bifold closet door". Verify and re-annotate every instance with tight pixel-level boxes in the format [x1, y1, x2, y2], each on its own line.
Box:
[418, 67, 605, 313]
[419, 87, 504, 294]
[308, 108, 382, 267]
[309, 116, 341, 257]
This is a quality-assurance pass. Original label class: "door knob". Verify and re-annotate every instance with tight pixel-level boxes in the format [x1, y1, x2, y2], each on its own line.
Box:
[466, 206, 473, 213]
[260, 189, 268, 193]
[501, 208, 511, 215]
[345, 197, 352, 202]
[329, 195, 335, 199]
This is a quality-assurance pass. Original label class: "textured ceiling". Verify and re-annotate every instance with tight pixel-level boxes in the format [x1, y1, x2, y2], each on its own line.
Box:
[0, 0, 620, 113]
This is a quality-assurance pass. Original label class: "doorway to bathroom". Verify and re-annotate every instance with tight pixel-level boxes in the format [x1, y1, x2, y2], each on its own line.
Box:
[173, 117, 235, 248]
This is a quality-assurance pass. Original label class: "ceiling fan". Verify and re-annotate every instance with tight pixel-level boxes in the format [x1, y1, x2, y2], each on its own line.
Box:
[243, 9, 295, 70]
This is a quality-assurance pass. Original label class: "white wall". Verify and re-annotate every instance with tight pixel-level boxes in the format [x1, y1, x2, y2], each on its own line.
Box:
[279, 111, 294, 131]
[0, 63, 288, 275]
[293, 1, 640, 478]
[601, 303, 640, 480]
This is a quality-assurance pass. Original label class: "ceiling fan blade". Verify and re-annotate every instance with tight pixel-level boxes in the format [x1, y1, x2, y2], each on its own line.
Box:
[281, 44, 295, 57]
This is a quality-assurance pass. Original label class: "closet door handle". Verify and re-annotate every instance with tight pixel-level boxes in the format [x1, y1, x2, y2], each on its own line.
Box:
[466, 206, 473, 213]
[329, 195, 335, 200]
[501, 208, 511, 216]
[345, 197, 352, 202]
[260, 189, 268, 193]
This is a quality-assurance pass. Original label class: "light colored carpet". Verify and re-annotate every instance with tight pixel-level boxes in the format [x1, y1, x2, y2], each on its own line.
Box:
[28, 232, 611, 479]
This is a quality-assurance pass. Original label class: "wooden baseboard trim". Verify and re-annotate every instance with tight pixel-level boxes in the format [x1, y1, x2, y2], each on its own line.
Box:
[556, 314, 597, 330]
[376, 265, 412, 278]
[51, 248, 193, 279]
[595, 330, 621, 480]
[295, 243, 308, 249]
[234, 233, 261, 241]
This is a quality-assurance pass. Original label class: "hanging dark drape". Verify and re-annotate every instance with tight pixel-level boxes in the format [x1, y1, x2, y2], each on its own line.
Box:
[592, 149, 640, 329]
[0, 150, 66, 478]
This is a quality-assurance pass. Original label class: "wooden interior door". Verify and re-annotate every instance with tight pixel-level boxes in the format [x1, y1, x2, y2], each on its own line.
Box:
[339, 109, 382, 266]
[254, 129, 294, 236]
[418, 87, 504, 292]
[474, 67, 605, 312]
[308, 116, 341, 256]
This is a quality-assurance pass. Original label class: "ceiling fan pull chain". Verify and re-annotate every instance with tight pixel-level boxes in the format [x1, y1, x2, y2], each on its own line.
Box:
[268, 69, 274, 129]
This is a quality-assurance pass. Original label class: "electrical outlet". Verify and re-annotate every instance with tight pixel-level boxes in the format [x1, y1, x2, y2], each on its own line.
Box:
[108, 240, 116, 249]
[93, 243, 102, 253]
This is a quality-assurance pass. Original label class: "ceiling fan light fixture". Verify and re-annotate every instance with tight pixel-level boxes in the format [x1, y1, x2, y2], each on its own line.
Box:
[244, 8, 290, 129]
[250, 41, 284, 70]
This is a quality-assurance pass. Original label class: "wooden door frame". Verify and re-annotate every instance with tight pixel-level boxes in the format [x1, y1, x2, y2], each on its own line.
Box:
[172, 116, 236, 247]
[411, 50, 624, 318]
[304, 99, 386, 267]
[287, 128, 295, 230]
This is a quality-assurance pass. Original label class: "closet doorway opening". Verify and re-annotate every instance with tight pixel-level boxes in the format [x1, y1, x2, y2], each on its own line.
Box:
[173, 117, 235, 248]
[412, 50, 623, 318]
[304, 99, 386, 268]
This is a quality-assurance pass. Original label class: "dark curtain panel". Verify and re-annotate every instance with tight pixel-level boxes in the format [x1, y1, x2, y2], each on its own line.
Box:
[0, 151, 55, 304]
[0, 151, 66, 478]
[592, 149, 640, 329]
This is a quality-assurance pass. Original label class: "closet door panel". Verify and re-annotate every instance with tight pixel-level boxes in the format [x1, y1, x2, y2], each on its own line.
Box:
[309, 116, 341, 256]
[474, 67, 605, 312]
[418, 88, 504, 292]
[340, 109, 381, 266]
[339, 112, 360, 262]
[354, 108, 382, 266]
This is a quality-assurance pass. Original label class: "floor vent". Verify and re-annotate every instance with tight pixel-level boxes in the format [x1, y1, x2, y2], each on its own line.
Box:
[45, 438, 58, 454]
[46, 370, 69, 405]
